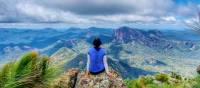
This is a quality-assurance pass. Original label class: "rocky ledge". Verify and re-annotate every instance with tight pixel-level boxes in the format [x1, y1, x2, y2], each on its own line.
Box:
[53, 68, 126, 88]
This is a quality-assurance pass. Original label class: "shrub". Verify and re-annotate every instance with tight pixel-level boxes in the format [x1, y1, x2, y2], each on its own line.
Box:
[155, 73, 169, 83]
[171, 72, 182, 80]
[192, 75, 200, 88]
[125, 79, 139, 88]
[125, 76, 154, 88]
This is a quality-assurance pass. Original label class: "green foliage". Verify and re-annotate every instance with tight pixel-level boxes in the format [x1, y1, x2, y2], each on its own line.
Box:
[155, 73, 169, 82]
[125, 73, 195, 88]
[125, 79, 141, 88]
[0, 51, 60, 88]
[171, 72, 182, 80]
[0, 62, 14, 88]
[125, 76, 154, 88]
[192, 75, 200, 88]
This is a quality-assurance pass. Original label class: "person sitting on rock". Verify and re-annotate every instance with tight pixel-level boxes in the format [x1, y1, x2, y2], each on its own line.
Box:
[85, 37, 112, 77]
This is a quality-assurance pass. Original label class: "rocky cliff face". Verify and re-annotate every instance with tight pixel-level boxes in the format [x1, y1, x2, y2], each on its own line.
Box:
[53, 68, 126, 88]
[113, 26, 171, 49]
[113, 26, 143, 43]
[113, 26, 199, 51]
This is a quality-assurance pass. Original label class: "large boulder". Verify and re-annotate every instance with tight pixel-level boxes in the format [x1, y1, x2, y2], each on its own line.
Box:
[75, 70, 126, 88]
[53, 68, 126, 88]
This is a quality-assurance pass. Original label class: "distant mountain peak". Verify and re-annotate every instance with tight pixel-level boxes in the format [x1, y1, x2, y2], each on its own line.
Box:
[112, 26, 196, 51]
[113, 26, 143, 43]
[118, 26, 130, 29]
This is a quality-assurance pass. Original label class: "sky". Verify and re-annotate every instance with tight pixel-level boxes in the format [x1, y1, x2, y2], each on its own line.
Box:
[0, 0, 200, 29]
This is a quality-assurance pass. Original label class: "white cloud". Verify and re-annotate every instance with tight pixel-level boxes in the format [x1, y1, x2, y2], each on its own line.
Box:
[13, 0, 175, 24]
[184, 17, 199, 24]
[91, 15, 157, 23]
[0, 0, 199, 27]
[16, 2, 91, 24]
[162, 16, 176, 22]
[34, 0, 174, 16]
[176, 4, 198, 18]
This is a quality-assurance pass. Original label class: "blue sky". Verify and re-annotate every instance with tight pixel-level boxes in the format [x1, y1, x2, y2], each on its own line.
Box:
[175, 0, 200, 5]
[0, 0, 200, 28]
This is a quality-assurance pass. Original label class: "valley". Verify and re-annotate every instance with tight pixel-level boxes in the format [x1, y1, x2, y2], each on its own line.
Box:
[0, 26, 200, 79]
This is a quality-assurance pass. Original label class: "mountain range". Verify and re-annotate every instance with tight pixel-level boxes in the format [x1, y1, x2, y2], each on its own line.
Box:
[0, 26, 200, 79]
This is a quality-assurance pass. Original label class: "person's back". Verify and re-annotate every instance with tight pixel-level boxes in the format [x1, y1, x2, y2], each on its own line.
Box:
[85, 37, 112, 77]
[88, 47, 105, 73]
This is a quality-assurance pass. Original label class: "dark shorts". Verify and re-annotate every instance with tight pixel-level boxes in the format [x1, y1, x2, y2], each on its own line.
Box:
[89, 69, 105, 75]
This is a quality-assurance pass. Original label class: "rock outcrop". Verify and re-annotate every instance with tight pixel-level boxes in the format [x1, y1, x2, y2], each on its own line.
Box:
[53, 69, 79, 88]
[53, 68, 126, 88]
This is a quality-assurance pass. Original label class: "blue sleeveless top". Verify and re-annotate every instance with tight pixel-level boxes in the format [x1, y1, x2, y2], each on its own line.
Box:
[88, 47, 106, 73]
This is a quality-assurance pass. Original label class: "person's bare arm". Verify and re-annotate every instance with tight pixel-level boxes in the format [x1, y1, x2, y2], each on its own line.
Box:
[103, 55, 110, 75]
[85, 54, 90, 76]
